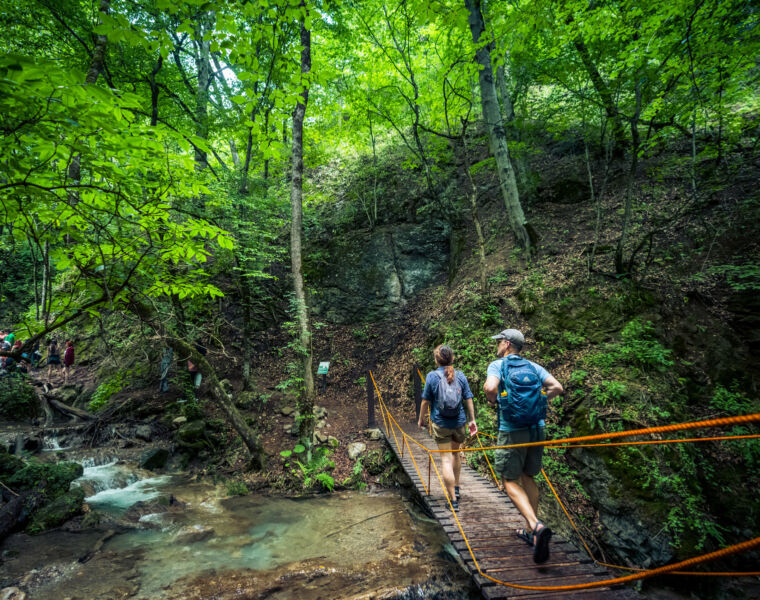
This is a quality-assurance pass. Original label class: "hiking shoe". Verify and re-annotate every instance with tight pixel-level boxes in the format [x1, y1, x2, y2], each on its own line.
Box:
[454, 486, 461, 501]
[451, 500, 460, 513]
[532, 521, 552, 564]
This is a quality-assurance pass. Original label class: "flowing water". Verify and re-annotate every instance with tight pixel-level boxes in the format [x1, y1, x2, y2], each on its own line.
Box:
[0, 457, 476, 599]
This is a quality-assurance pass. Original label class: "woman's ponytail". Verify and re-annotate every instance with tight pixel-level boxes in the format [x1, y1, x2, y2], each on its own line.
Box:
[434, 345, 455, 383]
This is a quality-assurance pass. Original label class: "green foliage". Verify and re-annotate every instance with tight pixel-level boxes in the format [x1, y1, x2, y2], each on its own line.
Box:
[294, 447, 335, 492]
[709, 264, 760, 292]
[88, 370, 131, 412]
[590, 381, 627, 406]
[225, 480, 250, 496]
[341, 456, 368, 490]
[709, 384, 757, 416]
[7, 459, 83, 501]
[569, 370, 589, 386]
[280, 443, 306, 458]
[586, 319, 673, 373]
[0, 375, 39, 420]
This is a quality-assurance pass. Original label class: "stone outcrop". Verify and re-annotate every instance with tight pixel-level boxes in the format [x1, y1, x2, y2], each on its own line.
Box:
[310, 221, 450, 323]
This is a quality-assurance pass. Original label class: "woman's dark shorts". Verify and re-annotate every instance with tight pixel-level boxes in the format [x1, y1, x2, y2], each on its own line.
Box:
[48, 356, 61, 365]
[494, 427, 546, 481]
[430, 422, 467, 445]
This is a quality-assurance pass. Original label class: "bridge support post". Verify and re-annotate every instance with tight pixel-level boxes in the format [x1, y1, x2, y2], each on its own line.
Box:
[367, 371, 376, 428]
[427, 454, 431, 496]
[413, 365, 422, 420]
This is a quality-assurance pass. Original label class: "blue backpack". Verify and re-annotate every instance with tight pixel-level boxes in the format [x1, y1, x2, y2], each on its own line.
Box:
[498, 356, 546, 427]
[435, 370, 463, 419]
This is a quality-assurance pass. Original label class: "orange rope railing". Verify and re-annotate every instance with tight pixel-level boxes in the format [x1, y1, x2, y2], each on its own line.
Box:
[368, 368, 760, 591]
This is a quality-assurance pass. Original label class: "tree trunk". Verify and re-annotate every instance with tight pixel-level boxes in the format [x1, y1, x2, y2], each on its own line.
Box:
[129, 299, 266, 469]
[573, 36, 627, 157]
[230, 139, 240, 169]
[290, 10, 315, 455]
[194, 13, 213, 172]
[496, 59, 530, 193]
[615, 77, 642, 275]
[149, 55, 163, 127]
[40, 240, 50, 326]
[464, 0, 532, 254]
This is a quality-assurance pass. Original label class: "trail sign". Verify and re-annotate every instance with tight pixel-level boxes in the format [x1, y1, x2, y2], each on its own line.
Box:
[317, 362, 330, 375]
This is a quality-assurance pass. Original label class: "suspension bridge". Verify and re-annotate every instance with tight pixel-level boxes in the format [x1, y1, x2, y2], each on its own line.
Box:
[367, 370, 760, 599]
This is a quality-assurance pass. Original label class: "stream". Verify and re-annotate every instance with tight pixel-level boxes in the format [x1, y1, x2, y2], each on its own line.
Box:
[1, 455, 476, 599]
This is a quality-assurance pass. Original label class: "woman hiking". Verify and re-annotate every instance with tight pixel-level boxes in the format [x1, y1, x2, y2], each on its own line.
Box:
[417, 345, 478, 512]
[46, 339, 62, 383]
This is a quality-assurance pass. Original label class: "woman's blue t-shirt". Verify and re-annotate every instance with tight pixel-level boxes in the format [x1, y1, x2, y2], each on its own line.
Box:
[422, 367, 474, 429]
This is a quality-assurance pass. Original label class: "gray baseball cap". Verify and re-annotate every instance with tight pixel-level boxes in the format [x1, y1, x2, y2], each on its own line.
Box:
[491, 328, 525, 348]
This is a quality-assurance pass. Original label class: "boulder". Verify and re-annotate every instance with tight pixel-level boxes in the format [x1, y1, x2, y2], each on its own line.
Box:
[135, 425, 152, 442]
[314, 405, 328, 419]
[313, 431, 328, 445]
[139, 448, 169, 471]
[177, 420, 206, 445]
[0, 587, 26, 600]
[365, 428, 384, 441]
[347, 442, 366, 461]
[27, 487, 86, 533]
[327, 436, 340, 448]
[57, 385, 80, 406]
[175, 524, 214, 544]
[281, 405, 296, 417]
[172, 416, 188, 426]
[124, 495, 182, 523]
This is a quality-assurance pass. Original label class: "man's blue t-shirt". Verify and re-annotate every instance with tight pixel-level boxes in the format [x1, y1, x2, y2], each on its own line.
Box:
[487, 355, 550, 432]
[422, 367, 473, 429]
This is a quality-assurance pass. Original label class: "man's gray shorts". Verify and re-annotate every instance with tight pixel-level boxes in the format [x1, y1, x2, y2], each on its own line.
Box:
[493, 427, 546, 481]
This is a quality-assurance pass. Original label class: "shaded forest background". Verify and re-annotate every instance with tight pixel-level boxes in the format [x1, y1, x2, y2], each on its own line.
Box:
[1, 0, 759, 588]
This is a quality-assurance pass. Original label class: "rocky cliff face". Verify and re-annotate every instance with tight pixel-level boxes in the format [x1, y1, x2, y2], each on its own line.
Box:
[310, 220, 450, 324]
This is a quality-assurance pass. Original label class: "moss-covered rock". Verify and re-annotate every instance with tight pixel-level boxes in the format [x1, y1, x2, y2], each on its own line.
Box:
[7, 459, 83, 500]
[139, 447, 169, 471]
[27, 487, 85, 533]
[176, 420, 206, 450]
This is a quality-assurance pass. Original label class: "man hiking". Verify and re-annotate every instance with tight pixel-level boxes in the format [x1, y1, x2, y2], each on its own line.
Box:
[418, 344, 478, 513]
[483, 328, 563, 564]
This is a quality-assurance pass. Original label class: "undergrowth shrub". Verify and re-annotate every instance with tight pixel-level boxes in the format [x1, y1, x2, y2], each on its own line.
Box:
[88, 369, 136, 412]
[0, 375, 39, 420]
[585, 318, 673, 373]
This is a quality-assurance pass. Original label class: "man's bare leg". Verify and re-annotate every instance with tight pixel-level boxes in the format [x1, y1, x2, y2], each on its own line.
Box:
[503, 478, 538, 531]
[521, 473, 539, 516]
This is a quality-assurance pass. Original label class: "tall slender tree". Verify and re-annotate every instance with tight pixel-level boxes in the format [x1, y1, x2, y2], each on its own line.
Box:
[464, 0, 533, 254]
[289, 3, 315, 455]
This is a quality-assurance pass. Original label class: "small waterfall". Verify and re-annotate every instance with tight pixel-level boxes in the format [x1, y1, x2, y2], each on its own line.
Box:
[73, 459, 171, 513]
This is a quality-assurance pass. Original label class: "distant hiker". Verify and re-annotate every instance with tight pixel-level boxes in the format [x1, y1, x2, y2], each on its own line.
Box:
[4, 330, 15, 346]
[187, 343, 207, 394]
[63, 340, 75, 383]
[46, 339, 62, 383]
[159, 347, 173, 393]
[484, 328, 563, 564]
[418, 344, 478, 513]
[31, 344, 42, 368]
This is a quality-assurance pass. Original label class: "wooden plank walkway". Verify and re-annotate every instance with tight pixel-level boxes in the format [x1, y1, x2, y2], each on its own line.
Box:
[384, 421, 638, 600]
